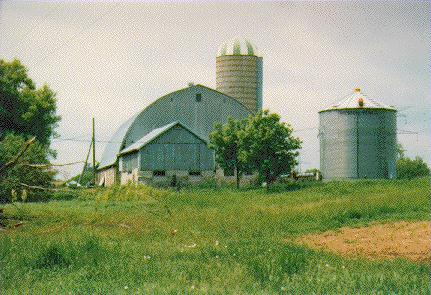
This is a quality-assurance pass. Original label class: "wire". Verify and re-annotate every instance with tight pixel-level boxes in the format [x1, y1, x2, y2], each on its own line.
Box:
[293, 127, 318, 132]
[52, 138, 121, 144]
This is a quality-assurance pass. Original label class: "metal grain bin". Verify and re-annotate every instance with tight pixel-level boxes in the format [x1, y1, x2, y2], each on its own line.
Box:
[216, 38, 263, 113]
[319, 89, 397, 180]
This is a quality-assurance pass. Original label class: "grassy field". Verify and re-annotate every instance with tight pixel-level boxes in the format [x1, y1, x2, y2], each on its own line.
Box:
[0, 178, 429, 294]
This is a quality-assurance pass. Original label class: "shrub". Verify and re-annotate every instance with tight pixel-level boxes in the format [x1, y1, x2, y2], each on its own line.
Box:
[396, 157, 430, 179]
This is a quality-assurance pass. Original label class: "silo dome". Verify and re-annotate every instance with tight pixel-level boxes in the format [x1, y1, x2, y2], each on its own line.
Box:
[217, 37, 260, 57]
[319, 88, 397, 180]
[216, 38, 263, 113]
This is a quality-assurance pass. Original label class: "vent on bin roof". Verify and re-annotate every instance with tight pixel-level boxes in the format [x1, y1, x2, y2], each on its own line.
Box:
[320, 88, 396, 112]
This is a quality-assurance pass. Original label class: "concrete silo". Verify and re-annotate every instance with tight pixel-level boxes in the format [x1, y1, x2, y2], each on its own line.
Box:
[319, 88, 397, 180]
[216, 38, 263, 113]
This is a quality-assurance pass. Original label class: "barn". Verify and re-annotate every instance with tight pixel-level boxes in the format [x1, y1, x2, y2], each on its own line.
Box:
[98, 38, 263, 186]
[97, 84, 252, 186]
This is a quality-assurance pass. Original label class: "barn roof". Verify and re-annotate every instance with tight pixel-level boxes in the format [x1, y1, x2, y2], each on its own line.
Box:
[98, 84, 251, 170]
[98, 113, 139, 169]
[118, 121, 207, 156]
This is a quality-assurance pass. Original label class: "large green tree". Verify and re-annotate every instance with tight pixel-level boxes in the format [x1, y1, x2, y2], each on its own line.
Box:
[239, 110, 302, 187]
[209, 110, 302, 188]
[0, 59, 60, 146]
[209, 117, 249, 188]
[0, 59, 60, 202]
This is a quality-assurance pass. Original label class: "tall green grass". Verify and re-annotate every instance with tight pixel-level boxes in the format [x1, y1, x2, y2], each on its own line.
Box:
[0, 178, 429, 294]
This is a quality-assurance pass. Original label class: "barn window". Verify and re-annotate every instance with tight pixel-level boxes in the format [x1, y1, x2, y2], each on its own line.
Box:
[153, 170, 166, 177]
[189, 170, 201, 176]
[195, 93, 202, 102]
[122, 153, 138, 173]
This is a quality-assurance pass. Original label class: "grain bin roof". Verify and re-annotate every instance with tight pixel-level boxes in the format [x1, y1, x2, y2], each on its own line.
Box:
[118, 121, 207, 156]
[319, 88, 396, 113]
[217, 37, 260, 57]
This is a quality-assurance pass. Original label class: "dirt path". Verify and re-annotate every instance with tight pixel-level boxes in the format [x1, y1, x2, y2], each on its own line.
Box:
[297, 221, 430, 262]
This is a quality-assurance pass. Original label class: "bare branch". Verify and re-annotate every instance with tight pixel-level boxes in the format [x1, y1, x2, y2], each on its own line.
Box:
[0, 137, 36, 176]
[21, 161, 84, 168]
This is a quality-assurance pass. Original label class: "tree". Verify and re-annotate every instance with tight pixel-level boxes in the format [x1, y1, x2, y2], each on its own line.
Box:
[396, 143, 406, 160]
[0, 133, 55, 203]
[396, 156, 430, 179]
[239, 110, 302, 188]
[0, 59, 60, 202]
[209, 117, 249, 188]
[0, 59, 60, 146]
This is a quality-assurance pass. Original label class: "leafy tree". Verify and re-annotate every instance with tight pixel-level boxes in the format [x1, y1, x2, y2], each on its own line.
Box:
[239, 110, 302, 188]
[209, 117, 249, 188]
[0, 133, 55, 203]
[0, 59, 60, 202]
[397, 156, 430, 179]
[0, 59, 60, 146]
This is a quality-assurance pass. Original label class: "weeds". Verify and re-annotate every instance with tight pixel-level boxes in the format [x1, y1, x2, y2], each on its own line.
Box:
[0, 177, 429, 293]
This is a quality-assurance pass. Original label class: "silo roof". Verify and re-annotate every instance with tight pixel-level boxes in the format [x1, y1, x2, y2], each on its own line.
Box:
[320, 89, 396, 113]
[217, 37, 260, 57]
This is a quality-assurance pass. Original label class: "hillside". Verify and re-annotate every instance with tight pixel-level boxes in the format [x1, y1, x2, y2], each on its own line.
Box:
[0, 178, 429, 294]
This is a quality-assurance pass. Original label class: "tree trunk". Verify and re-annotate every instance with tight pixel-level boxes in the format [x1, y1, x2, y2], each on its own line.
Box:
[236, 167, 240, 189]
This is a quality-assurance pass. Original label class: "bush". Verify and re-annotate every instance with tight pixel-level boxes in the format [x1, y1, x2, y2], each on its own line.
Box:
[396, 157, 430, 179]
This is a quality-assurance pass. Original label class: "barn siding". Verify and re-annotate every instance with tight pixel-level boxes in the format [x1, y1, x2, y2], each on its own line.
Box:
[139, 125, 213, 172]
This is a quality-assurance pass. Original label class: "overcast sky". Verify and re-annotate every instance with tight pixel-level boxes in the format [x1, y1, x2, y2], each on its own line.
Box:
[1, 1, 430, 179]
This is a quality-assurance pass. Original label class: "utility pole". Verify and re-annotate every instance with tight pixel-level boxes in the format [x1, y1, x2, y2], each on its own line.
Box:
[92, 117, 96, 185]
[78, 140, 92, 185]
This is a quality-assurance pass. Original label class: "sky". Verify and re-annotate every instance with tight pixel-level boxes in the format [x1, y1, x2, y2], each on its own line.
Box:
[0, 1, 430, 180]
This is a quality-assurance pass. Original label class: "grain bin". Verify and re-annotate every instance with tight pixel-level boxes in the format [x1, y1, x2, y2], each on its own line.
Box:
[216, 38, 263, 113]
[319, 88, 397, 180]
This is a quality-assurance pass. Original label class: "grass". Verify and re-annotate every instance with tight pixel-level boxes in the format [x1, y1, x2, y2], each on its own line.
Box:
[0, 177, 429, 294]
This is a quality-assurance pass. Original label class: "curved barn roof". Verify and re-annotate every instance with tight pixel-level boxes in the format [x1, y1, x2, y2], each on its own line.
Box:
[98, 113, 139, 169]
[99, 84, 251, 169]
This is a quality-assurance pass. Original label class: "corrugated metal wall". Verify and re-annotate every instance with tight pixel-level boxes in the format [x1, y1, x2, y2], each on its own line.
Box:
[138, 125, 214, 172]
[320, 109, 397, 179]
[216, 55, 263, 113]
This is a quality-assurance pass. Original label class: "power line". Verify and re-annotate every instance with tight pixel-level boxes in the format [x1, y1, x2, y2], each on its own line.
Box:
[294, 127, 318, 132]
[52, 138, 120, 144]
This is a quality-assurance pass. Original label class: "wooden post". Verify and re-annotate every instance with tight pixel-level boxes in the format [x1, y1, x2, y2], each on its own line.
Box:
[92, 118, 96, 185]
[78, 141, 92, 185]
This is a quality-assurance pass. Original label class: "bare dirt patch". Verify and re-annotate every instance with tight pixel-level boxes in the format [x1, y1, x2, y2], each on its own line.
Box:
[298, 221, 430, 262]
